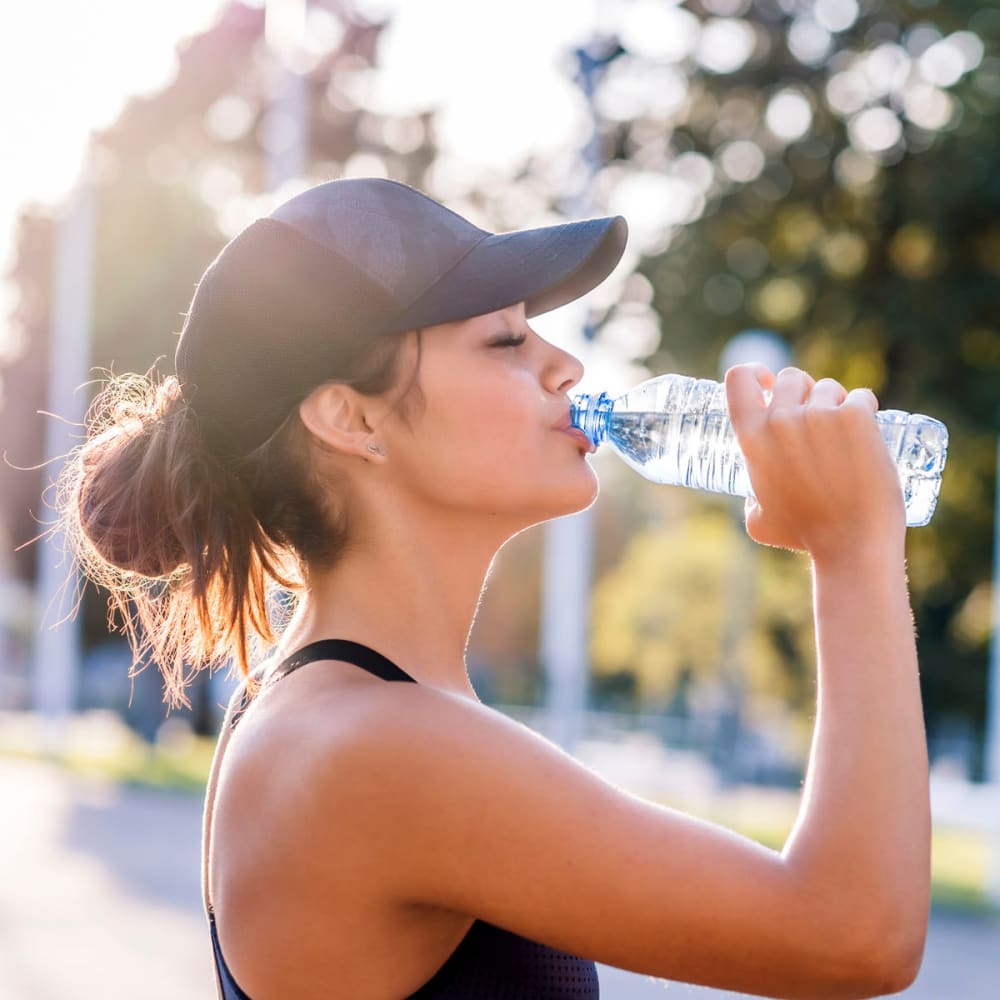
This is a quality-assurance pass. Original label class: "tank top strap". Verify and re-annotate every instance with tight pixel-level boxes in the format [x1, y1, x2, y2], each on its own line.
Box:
[228, 639, 417, 731]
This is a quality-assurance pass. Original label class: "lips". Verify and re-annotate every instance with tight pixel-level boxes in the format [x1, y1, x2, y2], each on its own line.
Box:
[554, 412, 595, 453]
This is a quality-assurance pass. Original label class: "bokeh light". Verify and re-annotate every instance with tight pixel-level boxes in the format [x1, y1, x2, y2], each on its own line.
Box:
[696, 18, 758, 75]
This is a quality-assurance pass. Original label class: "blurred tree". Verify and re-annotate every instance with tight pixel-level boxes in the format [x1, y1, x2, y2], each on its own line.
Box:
[3, 0, 997, 766]
[0, 0, 441, 724]
[459, 2, 999, 758]
[574, 0, 1000, 772]
[590, 499, 814, 713]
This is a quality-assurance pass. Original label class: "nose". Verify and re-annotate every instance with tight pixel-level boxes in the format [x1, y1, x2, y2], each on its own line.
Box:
[542, 340, 585, 396]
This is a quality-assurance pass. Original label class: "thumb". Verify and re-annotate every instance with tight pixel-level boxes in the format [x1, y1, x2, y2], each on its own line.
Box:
[742, 495, 763, 540]
[742, 495, 792, 550]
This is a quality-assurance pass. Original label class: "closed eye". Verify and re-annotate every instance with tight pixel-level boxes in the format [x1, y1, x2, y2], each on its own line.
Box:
[490, 332, 527, 348]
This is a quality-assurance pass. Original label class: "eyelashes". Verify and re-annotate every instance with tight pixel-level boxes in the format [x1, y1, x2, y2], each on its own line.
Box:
[490, 333, 527, 348]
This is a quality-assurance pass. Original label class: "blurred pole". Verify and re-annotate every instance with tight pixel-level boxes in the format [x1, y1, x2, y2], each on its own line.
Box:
[265, 0, 309, 191]
[987, 435, 1000, 785]
[541, 35, 623, 753]
[988, 435, 1000, 907]
[714, 331, 791, 783]
[540, 503, 593, 754]
[31, 168, 96, 749]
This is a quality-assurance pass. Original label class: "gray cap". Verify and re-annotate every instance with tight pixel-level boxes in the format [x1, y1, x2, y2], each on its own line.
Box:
[175, 177, 628, 457]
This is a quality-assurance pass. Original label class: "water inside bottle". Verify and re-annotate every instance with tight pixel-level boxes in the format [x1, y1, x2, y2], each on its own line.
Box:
[606, 407, 946, 527]
[607, 410, 752, 496]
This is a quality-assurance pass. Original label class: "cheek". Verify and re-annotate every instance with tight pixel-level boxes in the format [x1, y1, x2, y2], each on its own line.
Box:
[396, 365, 594, 513]
[424, 373, 535, 453]
[411, 381, 528, 478]
[430, 392, 538, 484]
[411, 401, 597, 513]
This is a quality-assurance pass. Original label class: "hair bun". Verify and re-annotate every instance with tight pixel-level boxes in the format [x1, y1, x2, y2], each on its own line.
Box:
[73, 375, 197, 579]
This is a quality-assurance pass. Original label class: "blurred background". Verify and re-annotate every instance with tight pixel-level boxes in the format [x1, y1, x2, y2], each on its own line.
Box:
[1, 0, 997, 997]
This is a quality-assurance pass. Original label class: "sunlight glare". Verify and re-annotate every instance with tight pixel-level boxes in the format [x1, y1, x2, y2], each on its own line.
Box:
[369, 0, 598, 173]
[618, 2, 701, 63]
[0, 0, 230, 339]
[2, 1, 227, 207]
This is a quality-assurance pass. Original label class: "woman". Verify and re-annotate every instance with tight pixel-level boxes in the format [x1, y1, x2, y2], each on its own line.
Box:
[64, 177, 929, 998]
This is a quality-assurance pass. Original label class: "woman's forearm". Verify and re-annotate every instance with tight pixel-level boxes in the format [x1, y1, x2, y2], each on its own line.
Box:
[781, 541, 931, 964]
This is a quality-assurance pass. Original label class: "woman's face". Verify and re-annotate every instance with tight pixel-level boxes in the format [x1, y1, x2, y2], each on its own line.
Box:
[378, 302, 598, 529]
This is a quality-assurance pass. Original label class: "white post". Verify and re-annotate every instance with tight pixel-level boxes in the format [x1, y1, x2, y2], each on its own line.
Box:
[541, 508, 594, 751]
[714, 331, 791, 783]
[31, 172, 96, 751]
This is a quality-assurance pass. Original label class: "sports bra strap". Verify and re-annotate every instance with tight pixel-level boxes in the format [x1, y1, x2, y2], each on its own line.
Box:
[228, 639, 417, 731]
[272, 639, 418, 684]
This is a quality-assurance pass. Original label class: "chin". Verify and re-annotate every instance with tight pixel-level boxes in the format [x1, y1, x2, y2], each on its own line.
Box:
[537, 473, 600, 522]
[472, 462, 599, 533]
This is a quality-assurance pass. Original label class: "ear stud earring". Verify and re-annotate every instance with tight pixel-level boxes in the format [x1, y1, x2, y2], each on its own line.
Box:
[366, 442, 385, 457]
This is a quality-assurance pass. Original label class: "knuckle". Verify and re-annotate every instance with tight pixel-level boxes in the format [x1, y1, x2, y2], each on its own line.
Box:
[842, 401, 876, 429]
[803, 404, 838, 427]
[767, 406, 800, 436]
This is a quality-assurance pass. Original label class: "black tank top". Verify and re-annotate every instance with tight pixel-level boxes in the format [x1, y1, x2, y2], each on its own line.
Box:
[207, 639, 601, 998]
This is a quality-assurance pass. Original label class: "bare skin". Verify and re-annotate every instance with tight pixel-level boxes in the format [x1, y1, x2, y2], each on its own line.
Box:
[203, 304, 930, 999]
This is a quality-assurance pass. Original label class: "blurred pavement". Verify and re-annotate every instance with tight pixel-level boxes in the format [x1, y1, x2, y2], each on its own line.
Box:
[2, 754, 997, 999]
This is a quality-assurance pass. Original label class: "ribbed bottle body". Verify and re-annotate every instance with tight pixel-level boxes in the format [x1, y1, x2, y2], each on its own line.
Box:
[571, 374, 948, 527]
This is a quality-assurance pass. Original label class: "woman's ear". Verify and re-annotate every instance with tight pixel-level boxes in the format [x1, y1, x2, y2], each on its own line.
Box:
[298, 383, 386, 462]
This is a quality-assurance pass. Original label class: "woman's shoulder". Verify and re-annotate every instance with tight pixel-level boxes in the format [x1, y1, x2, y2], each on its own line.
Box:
[211, 673, 494, 918]
[219, 659, 474, 805]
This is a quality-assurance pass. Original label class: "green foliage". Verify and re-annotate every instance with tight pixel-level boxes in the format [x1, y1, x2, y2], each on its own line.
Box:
[590, 500, 815, 712]
[587, 0, 1000, 759]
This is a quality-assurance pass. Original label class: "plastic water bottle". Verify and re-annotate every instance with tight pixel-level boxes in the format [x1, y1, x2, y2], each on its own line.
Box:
[570, 374, 948, 527]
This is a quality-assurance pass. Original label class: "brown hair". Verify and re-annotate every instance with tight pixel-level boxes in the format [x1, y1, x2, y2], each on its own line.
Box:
[57, 330, 422, 711]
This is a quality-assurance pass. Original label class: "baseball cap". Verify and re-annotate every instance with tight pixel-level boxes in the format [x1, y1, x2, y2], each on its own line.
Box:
[175, 177, 628, 457]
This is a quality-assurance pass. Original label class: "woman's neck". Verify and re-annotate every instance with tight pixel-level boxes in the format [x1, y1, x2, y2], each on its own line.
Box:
[279, 510, 515, 700]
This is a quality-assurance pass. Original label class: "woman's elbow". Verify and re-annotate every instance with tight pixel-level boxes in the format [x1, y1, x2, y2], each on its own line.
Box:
[802, 893, 929, 999]
[850, 912, 928, 997]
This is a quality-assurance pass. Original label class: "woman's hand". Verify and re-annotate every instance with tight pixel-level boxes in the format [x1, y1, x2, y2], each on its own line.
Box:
[724, 363, 906, 562]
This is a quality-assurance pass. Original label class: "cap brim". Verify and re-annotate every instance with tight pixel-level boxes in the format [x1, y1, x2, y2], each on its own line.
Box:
[391, 215, 628, 332]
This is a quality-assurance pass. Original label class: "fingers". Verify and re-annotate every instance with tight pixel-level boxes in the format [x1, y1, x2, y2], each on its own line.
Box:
[770, 367, 815, 409]
[724, 364, 892, 555]
[809, 377, 848, 408]
[844, 385, 879, 414]
[727, 363, 876, 430]
[724, 363, 774, 426]
[808, 379, 877, 413]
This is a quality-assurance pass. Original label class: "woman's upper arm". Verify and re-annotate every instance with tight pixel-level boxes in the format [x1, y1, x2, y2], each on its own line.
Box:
[308, 688, 904, 1000]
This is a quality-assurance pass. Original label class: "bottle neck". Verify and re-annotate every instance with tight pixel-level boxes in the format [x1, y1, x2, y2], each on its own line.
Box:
[570, 391, 613, 447]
